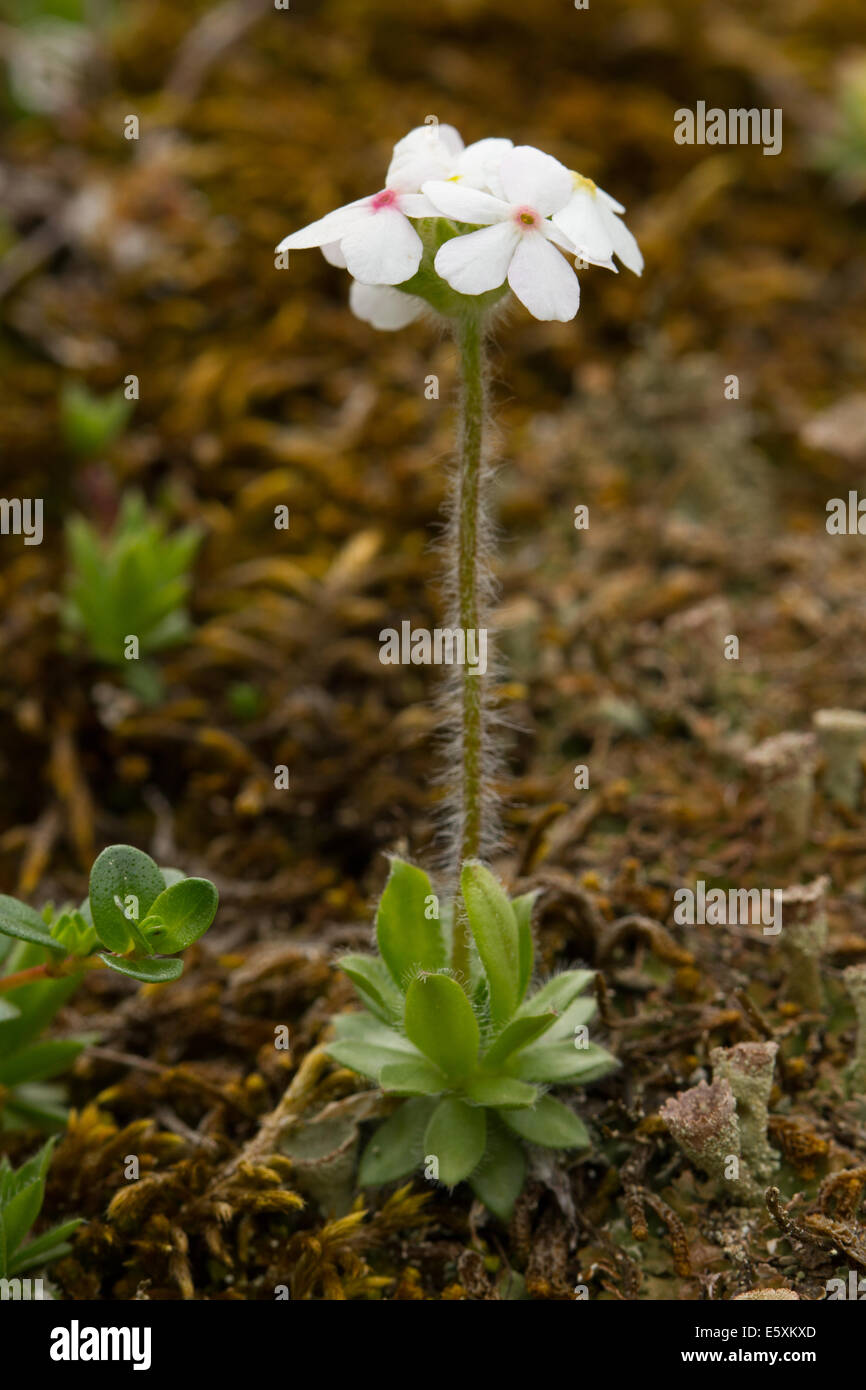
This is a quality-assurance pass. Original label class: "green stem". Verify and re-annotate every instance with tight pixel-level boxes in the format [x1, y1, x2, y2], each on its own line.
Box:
[452, 310, 486, 982]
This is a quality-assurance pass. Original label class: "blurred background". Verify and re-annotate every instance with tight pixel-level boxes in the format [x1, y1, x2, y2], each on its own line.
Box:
[1, 0, 865, 935]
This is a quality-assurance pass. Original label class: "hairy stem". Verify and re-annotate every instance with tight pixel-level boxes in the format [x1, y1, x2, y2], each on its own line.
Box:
[452, 310, 486, 982]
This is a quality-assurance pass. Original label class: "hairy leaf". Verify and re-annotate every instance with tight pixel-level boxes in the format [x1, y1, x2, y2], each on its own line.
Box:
[481, 1012, 557, 1069]
[518, 969, 595, 1019]
[467, 1120, 527, 1222]
[404, 973, 479, 1080]
[511, 890, 539, 1003]
[424, 1097, 486, 1185]
[376, 858, 446, 988]
[461, 863, 520, 1029]
[358, 1098, 437, 1186]
[379, 1058, 447, 1095]
[508, 1041, 618, 1084]
[337, 954, 404, 1023]
[464, 1075, 539, 1108]
[500, 1095, 591, 1149]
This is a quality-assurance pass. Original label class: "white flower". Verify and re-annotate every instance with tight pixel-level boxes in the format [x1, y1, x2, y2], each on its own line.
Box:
[276, 174, 436, 286]
[386, 124, 513, 196]
[349, 281, 426, 331]
[422, 145, 583, 322]
[552, 174, 643, 276]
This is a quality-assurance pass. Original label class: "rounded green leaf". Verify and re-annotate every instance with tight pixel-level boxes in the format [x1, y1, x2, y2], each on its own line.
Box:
[98, 954, 183, 983]
[464, 1075, 539, 1108]
[139, 878, 218, 954]
[404, 973, 479, 1080]
[467, 1119, 527, 1222]
[358, 1098, 437, 1186]
[376, 858, 446, 988]
[500, 1095, 591, 1149]
[0, 897, 67, 954]
[379, 1058, 447, 1095]
[461, 862, 520, 1029]
[89, 846, 165, 954]
[424, 1097, 486, 1186]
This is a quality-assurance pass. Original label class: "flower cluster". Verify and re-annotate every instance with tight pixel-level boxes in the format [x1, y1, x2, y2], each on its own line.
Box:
[277, 123, 642, 326]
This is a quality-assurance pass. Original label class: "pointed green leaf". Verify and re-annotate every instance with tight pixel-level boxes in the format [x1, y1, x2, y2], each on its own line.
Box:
[0, 1039, 86, 1087]
[464, 1075, 539, 1108]
[2, 1179, 43, 1258]
[508, 1041, 618, 1084]
[461, 863, 520, 1029]
[358, 1098, 437, 1186]
[540, 996, 596, 1043]
[511, 890, 538, 1002]
[424, 1097, 486, 1186]
[380, 1059, 447, 1095]
[468, 1120, 527, 1222]
[0, 897, 67, 954]
[337, 954, 404, 1023]
[139, 877, 218, 953]
[98, 954, 183, 983]
[481, 1012, 557, 1069]
[376, 858, 446, 988]
[327, 1011, 420, 1081]
[517, 969, 595, 1019]
[500, 1095, 591, 1149]
[8, 1218, 82, 1276]
[89, 845, 165, 954]
[404, 973, 479, 1080]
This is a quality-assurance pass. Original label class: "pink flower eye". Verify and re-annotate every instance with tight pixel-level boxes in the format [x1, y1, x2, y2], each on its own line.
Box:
[514, 205, 538, 229]
[371, 189, 398, 211]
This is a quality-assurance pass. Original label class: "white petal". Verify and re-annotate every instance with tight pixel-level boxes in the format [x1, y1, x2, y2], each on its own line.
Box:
[541, 219, 576, 253]
[552, 190, 613, 263]
[507, 231, 580, 321]
[341, 206, 423, 285]
[391, 123, 464, 159]
[421, 181, 508, 224]
[434, 220, 519, 294]
[275, 198, 369, 252]
[455, 137, 513, 190]
[499, 146, 574, 217]
[349, 281, 426, 330]
[596, 184, 626, 214]
[386, 124, 464, 191]
[600, 203, 644, 275]
[321, 241, 347, 267]
[398, 191, 439, 218]
[387, 150, 449, 193]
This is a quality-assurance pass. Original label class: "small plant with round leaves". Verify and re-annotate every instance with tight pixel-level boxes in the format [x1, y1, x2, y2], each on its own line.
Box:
[326, 858, 616, 1221]
[0, 845, 218, 1131]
